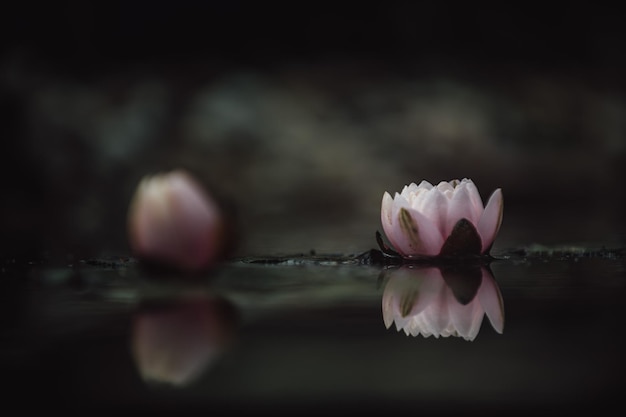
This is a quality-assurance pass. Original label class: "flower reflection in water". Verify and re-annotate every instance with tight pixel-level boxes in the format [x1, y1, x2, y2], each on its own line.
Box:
[382, 265, 504, 341]
[131, 293, 238, 386]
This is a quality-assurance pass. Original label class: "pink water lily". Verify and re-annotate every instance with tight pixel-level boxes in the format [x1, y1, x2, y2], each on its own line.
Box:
[128, 169, 224, 272]
[381, 179, 503, 258]
[382, 265, 504, 341]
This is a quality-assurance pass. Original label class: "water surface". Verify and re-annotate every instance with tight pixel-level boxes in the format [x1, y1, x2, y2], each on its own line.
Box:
[2, 246, 624, 415]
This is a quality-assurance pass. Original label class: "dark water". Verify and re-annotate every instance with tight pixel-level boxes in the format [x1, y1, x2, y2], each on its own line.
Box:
[2, 245, 624, 415]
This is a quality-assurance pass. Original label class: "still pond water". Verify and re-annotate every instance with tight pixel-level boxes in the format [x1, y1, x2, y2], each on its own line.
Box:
[1, 243, 624, 415]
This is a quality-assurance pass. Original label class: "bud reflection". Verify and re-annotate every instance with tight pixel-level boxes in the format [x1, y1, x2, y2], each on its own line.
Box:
[131, 294, 238, 386]
[382, 265, 504, 341]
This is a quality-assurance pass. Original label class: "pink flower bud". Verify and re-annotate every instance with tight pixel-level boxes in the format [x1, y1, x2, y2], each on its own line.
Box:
[127, 170, 224, 272]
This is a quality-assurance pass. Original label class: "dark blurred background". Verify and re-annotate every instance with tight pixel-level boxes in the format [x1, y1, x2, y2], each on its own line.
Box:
[2, 2, 626, 263]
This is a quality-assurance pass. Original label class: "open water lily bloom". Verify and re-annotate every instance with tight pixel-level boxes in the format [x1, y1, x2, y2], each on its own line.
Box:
[381, 179, 503, 258]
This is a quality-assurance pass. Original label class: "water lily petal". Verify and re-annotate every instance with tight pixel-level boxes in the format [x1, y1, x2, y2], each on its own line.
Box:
[436, 181, 455, 196]
[446, 289, 473, 336]
[477, 269, 505, 334]
[445, 182, 478, 236]
[391, 198, 445, 257]
[426, 289, 450, 336]
[381, 191, 404, 254]
[402, 182, 429, 200]
[406, 318, 424, 336]
[402, 182, 419, 196]
[417, 180, 434, 190]
[448, 297, 482, 341]
[381, 191, 394, 228]
[381, 193, 408, 256]
[463, 179, 485, 222]
[382, 267, 448, 334]
[477, 188, 504, 253]
[381, 291, 397, 330]
[412, 187, 448, 234]
[411, 185, 433, 210]
[408, 268, 447, 315]
[412, 312, 432, 337]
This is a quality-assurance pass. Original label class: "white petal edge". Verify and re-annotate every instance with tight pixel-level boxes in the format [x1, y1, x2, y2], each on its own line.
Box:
[417, 180, 434, 190]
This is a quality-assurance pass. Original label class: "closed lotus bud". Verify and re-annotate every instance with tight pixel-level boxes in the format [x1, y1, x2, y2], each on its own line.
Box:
[381, 178, 503, 258]
[128, 170, 225, 272]
[382, 265, 504, 341]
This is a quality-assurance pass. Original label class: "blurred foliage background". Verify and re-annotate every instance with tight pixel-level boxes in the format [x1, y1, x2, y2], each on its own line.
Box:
[2, 2, 625, 263]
